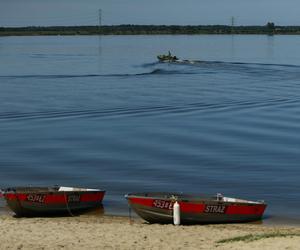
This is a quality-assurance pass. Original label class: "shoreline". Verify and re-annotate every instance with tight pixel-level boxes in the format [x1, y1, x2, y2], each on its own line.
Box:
[1, 203, 300, 227]
[2, 33, 300, 37]
[0, 214, 299, 249]
[1, 24, 300, 36]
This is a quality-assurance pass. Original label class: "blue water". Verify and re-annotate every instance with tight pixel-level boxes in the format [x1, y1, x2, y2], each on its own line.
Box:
[0, 35, 300, 224]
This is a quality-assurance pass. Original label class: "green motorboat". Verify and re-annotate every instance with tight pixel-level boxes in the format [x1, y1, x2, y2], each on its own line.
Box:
[157, 51, 179, 62]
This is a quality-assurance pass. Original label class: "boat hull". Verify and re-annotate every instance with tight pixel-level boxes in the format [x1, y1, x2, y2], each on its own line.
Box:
[127, 193, 267, 224]
[3, 187, 105, 217]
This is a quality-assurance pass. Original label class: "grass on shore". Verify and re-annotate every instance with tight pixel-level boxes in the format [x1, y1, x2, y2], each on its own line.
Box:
[217, 232, 300, 244]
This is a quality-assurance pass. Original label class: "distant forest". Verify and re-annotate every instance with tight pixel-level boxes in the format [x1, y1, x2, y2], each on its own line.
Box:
[1, 24, 300, 36]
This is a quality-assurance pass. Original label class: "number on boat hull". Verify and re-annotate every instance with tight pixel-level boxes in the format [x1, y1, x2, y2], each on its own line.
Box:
[27, 194, 46, 203]
[153, 200, 174, 210]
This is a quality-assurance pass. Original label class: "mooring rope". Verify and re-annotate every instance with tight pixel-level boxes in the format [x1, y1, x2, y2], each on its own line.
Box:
[14, 189, 24, 215]
[64, 191, 75, 217]
[128, 205, 133, 224]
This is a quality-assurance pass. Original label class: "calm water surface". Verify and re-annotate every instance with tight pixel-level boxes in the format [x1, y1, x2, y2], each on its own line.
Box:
[0, 35, 300, 224]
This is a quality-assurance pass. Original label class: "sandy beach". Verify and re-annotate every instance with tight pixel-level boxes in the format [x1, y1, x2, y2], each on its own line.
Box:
[0, 215, 299, 250]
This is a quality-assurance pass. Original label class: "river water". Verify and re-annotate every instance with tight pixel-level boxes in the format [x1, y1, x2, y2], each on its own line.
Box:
[0, 35, 300, 224]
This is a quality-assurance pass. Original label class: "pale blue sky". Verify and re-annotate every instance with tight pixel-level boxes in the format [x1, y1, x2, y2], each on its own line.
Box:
[0, 0, 299, 27]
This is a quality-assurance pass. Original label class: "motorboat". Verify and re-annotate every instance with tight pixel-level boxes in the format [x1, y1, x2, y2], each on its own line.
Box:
[2, 186, 105, 217]
[157, 51, 179, 62]
[126, 192, 267, 224]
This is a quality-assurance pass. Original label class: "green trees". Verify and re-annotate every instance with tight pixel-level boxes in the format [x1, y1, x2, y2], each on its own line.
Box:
[266, 22, 275, 34]
[3, 23, 300, 36]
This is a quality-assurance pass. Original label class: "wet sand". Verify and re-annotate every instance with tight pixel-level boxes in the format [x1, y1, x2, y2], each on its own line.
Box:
[0, 215, 299, 250]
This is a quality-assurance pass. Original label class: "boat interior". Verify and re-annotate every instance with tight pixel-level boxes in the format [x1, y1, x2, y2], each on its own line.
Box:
[4, 186, 101, 193]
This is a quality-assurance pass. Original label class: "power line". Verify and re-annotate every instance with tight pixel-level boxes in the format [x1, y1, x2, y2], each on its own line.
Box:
[231, 16, 235, 33]
[231, 16, 235, 27]
[99, 9, 102, 28]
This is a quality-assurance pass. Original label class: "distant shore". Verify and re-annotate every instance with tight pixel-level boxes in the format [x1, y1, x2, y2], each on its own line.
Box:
[0, 214, 299, 250]
[1, 25, 300, 36]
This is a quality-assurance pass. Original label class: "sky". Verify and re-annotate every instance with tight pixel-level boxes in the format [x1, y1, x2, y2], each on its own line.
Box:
[0, 0, 299, 27]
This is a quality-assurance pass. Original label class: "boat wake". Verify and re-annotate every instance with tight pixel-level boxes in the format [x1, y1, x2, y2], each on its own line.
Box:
[0, 68, 196, 79]
[156, 59, 300, 69]
[1, 60, 299, 80]
[142, 59, 300, 80]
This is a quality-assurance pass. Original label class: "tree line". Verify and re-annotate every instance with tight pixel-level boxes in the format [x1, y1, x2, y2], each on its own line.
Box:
[1, 24, 300, 36]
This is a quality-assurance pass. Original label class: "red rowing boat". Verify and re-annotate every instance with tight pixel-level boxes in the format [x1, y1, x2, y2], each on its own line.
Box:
[2, 186, 105, 217]
[126, 192, 267, 224]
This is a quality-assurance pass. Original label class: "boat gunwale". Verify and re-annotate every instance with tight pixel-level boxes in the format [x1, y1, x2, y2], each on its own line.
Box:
[126, 193, 266, 205]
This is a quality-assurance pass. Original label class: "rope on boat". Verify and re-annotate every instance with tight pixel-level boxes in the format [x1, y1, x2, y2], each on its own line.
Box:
[64, 191, 75, 217]
[170, 195, 178, 202]
[14, 189, 24, 216]
[128, 204, 133, 224]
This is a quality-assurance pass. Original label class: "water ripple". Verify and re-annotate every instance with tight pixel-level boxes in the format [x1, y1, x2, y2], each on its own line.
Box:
[0, 98, 296, 121]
